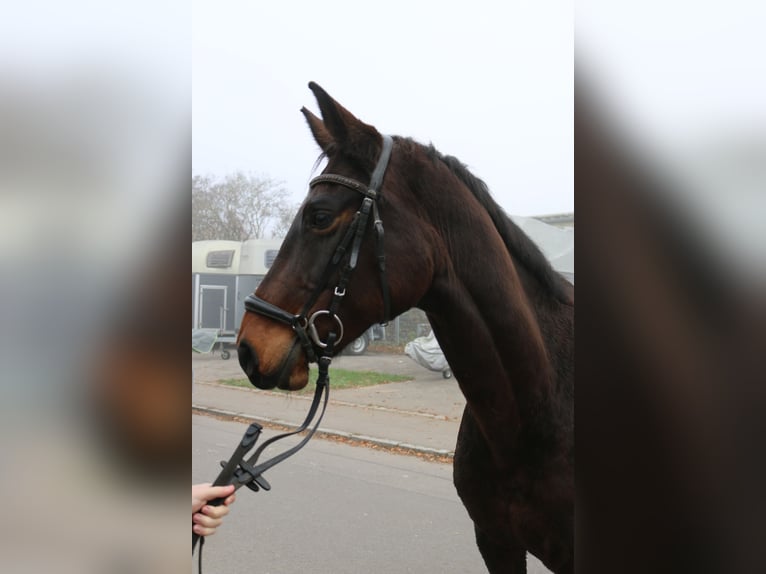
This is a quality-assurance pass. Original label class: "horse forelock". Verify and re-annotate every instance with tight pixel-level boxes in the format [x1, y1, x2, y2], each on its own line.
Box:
[406, 140, 571, 304]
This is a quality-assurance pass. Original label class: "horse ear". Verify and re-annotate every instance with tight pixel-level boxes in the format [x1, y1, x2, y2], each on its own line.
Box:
[301, 107, 333, 153]
[307, 81, 380, 167]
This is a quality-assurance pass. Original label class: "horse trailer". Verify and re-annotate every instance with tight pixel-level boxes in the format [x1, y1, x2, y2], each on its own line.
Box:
[192, 239, 282, 358]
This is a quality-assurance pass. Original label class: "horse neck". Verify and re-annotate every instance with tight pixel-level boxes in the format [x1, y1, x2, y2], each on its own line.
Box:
[418, 192, 568, 456]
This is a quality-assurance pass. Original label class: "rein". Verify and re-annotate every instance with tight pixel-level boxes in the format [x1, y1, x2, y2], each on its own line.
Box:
[193, 350, 333, 570]
[193, 134, 394, 571]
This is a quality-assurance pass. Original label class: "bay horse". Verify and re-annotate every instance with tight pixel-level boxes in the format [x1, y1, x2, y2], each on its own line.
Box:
[236, 82, 574, 573]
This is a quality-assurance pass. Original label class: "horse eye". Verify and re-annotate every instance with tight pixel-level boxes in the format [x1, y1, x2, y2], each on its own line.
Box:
[310, 210, 334, 230]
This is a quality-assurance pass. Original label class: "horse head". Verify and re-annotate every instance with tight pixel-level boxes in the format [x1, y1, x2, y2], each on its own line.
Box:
[236, 82, 435, 390]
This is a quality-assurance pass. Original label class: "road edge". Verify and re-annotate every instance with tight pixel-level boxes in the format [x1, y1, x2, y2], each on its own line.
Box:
[193, 405, 454, 462]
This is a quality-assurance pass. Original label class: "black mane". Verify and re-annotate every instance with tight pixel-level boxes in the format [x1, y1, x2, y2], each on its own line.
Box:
[415, 140, 570, 303]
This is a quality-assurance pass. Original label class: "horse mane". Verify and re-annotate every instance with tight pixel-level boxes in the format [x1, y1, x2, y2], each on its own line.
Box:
[314, 135, 571, 304]
[414, 139, 571, 304]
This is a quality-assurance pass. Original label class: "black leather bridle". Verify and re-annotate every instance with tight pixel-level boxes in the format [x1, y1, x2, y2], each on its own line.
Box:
[243, 133, 394, 363]
[193, 135, 394, 568]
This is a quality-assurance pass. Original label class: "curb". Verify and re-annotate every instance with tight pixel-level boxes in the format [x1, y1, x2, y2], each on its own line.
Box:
[193, 404, 454, 459]
[194, 380, 455, 422]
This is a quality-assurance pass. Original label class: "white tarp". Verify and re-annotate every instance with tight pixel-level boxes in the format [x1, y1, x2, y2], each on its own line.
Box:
[192, 328, 220, 353]
[510, 215, 574, 277]
[404, 330, 450, 372]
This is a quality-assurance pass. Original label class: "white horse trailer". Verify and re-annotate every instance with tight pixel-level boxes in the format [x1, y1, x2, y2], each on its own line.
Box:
[237, 238, 284, 327]
[193, 237, 384, 358]
[192, 240, 242, 358]
[192, 239, 283, 359]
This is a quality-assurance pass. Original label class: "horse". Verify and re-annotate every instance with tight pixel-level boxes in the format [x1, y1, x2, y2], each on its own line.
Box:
[236, 82, 574, 573]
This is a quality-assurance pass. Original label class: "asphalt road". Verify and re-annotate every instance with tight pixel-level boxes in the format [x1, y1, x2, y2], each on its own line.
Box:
[193, 415, 551, 574]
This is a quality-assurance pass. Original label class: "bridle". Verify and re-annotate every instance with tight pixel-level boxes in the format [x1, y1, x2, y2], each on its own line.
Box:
[243, 133, 394, 363]
[193, 135, 394, 567]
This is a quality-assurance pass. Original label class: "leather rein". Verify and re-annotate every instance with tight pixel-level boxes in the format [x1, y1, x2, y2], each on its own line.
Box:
[193, 135, 394, 568]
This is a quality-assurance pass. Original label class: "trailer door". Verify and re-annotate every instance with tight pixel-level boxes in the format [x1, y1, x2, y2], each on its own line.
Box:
[199, 285, 228, 330]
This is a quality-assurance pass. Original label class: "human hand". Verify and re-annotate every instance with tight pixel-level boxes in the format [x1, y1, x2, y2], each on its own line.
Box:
[192, 483, 236, 537]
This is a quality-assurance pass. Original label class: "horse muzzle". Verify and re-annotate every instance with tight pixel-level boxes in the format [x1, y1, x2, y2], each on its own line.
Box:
[237, 339, 264, 387]
[237, 336, 308, 391]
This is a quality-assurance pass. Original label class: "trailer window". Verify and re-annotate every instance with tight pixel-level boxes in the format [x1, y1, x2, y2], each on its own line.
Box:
[207, 250, 235, 268]
[265, 249, 279, 269]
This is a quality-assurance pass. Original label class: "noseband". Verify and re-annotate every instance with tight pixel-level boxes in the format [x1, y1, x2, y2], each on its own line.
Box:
[243, 134, 394, 363]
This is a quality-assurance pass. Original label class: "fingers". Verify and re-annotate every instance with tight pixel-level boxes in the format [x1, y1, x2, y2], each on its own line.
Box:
[193, 509, 225, 527]
[191, 482, 238, 536]
[193, 524, 215, 537]
[201, 503, 231, 520]
[199, 484, 236, 500]
[192, 483, 236, 513]
[192, 513, 222, 536]
[192, 505, 228, 536]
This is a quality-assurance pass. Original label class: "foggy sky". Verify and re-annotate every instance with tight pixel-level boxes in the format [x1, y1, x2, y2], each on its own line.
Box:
[192, 1, 574, 216]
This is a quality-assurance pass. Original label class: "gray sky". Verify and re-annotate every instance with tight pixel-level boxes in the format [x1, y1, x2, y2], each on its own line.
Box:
[192, 1, 573, 217]
[576, 1, 765, 145]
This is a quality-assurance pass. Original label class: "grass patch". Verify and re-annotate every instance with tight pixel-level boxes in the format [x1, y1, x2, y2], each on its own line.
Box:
[219, 366, 411, 394]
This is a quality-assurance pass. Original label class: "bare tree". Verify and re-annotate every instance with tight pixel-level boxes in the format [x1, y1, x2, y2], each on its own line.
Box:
[192, 171, 298, 241]
[272, 201, 300, 238]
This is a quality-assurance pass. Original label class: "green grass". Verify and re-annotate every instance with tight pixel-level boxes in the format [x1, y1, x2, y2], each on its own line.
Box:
[219, 366, 412, 394]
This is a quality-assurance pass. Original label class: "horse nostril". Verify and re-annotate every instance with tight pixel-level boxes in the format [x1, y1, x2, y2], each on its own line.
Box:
[237, 341, 259, 379]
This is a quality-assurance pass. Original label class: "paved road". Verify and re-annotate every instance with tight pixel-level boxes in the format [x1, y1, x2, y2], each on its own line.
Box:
[193, 415, 551, 574]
